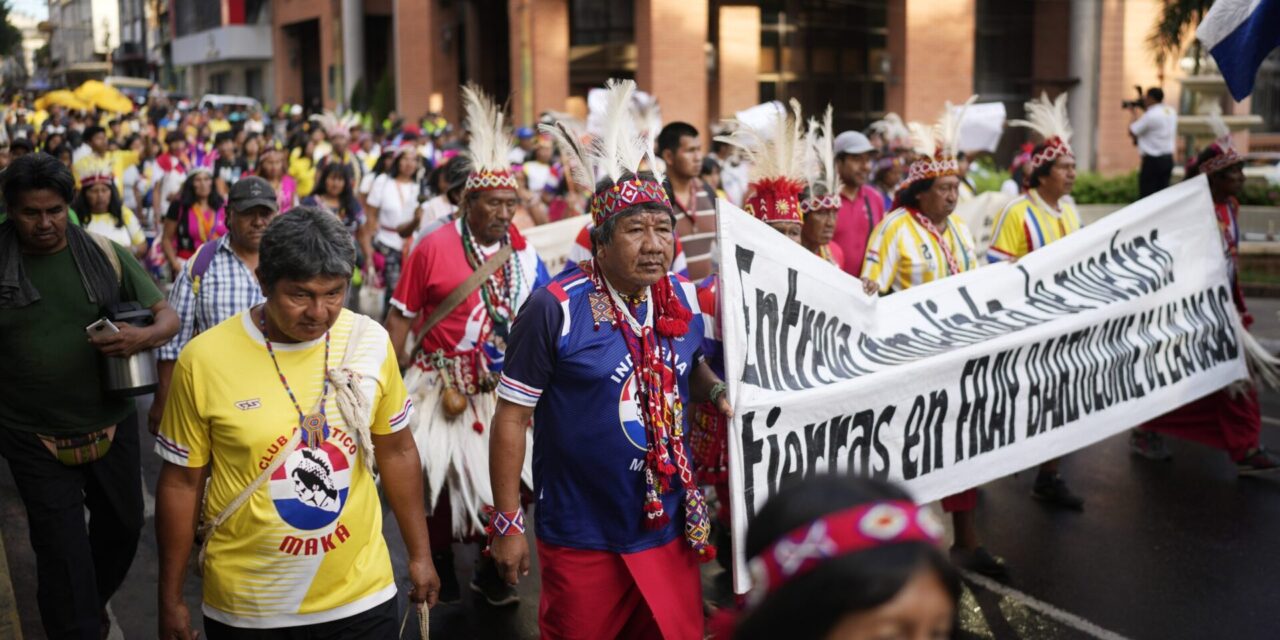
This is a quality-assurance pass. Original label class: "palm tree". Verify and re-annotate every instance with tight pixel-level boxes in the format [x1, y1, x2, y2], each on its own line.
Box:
[1148, 0, 1214, 73]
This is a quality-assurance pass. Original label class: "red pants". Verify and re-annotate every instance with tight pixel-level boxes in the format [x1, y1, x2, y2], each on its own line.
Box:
[941, 489, 977, 513]
[1141, 386, 1261, 461]
[537, 537, 703, 640]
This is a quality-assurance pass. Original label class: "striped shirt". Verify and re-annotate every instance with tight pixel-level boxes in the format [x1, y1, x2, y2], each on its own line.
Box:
[157, 236, 264, 361]
[986, 190, 1082, 262]
[862, 207, 978, 293]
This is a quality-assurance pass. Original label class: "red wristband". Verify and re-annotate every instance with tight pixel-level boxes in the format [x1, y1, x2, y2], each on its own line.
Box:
[485, 506, 526, 537]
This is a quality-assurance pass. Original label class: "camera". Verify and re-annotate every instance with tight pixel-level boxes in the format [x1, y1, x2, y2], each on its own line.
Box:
[1121, 85, 1145, 110]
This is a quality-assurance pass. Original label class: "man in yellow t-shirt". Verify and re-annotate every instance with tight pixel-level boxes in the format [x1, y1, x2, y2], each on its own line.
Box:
[987, 92, 1086, 512]
[156, 208, 439, 637]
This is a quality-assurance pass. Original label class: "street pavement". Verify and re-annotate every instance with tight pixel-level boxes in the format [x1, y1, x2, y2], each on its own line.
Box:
[4, 300, 1280, 639]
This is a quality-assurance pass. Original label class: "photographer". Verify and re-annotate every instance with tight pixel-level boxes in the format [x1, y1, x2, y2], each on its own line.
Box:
[1127, 87, 1177, 198]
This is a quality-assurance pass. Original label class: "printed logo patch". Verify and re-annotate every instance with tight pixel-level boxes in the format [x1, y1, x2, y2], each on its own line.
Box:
[235, 398, 262, 411]
[269, 442, 351, 530]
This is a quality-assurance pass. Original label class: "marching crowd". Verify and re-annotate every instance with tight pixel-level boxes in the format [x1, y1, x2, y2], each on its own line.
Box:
[0, 74, 1272, 640]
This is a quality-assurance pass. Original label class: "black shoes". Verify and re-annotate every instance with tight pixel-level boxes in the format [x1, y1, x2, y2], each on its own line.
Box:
[1032, 473, 1085, 511]
[950, 545, 1008, 579]
[471, 555, 520, 607]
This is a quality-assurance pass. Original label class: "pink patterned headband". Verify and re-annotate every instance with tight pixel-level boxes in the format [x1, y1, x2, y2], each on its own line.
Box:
[1028, 136, 1073, 172]
[747, 500, 944, 605]
[465, 169, 520, 194]
[1198, 140, 1243, 176]
[800, 193, 841, 214]
[589, 177, 672, 226]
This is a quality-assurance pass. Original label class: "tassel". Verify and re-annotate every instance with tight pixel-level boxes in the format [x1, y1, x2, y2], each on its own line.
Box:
[472, 421, 485, 434]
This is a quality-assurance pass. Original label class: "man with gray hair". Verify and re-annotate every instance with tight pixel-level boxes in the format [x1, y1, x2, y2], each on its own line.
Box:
[156, 207, 439, 638]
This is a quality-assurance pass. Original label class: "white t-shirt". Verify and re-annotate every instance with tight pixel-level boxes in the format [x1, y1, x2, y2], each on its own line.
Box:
[85, 208, 145, 249]
[362, 172, 388, 202]
[1129, 104, 1177, 157]
[372, 178, 419, 251]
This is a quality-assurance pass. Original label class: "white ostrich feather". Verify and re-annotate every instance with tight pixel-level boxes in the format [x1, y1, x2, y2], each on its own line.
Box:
[716, 99, 807, 184]
[934, 95, 978, 158]
[869, 113, 910, 148]
[539, 120, 595, 189]
[1009, 91, 1072, 145]
[907, 121, 936, 158]
[805, 105, 842, 197]
[1206, 104, 1232, 141]
[460, 83, 512, 175]
[309, 110, 360, 137]
[591, 78, 638, 182]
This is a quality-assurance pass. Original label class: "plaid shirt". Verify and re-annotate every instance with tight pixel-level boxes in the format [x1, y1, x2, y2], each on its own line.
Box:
[157, 237, 264, 361]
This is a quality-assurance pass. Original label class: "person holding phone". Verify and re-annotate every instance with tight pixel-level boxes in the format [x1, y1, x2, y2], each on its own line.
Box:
[0, 152, 178, 639]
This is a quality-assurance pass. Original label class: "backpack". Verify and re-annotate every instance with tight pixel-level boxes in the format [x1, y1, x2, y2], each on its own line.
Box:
[185, 238, 221, 298]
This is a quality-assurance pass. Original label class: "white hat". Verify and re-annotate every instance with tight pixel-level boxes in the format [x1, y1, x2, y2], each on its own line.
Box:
[833, 131, 874, 156]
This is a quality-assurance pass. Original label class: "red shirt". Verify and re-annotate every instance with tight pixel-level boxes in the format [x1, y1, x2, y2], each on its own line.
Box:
[831, 184, 886, 277]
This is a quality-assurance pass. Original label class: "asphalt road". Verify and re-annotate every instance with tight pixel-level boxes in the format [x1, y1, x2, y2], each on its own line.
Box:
[5, 300, 1280, 639]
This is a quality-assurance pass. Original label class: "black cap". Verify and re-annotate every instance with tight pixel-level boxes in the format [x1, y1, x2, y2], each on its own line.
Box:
[228, 176, 278, 213]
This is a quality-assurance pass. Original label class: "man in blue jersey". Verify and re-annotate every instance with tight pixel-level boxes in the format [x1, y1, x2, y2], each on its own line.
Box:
[487, 80, 732, 639]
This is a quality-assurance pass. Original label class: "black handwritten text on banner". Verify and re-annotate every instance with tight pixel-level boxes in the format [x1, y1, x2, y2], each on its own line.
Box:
[715, 176, 1247, 593]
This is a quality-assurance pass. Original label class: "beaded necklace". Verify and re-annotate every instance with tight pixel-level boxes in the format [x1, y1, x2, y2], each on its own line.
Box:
[909, 208, 961, 276]
[460, 219, 524, 334]
[258, 307, 331, 449]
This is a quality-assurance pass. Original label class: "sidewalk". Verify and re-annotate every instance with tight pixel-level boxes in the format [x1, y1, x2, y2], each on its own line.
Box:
[0, 527, 21, 640]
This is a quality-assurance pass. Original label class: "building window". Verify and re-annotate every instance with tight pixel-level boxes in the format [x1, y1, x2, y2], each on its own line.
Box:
[245, 68, 263, 102]
[210, 71, 228, 95]
[1253, 50, 1280, 133]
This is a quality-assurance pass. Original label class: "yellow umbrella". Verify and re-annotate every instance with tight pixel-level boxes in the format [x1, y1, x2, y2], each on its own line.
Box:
[35, 90, 90, 112]
[74, 80, 134, 113]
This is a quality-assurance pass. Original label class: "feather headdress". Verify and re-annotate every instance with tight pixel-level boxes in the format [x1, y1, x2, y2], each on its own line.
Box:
[869, 113, 911, 150]
[1198, 105, 1243, 176]
[460, 83, 519, 193]
[802, 105, 843, 213]
[544, 79, 671, 226]
[1008, 92, 1074, 171]
[310, 110, 361, 139]
[898, 96, 977, 191]
[717, 100, 807, 224]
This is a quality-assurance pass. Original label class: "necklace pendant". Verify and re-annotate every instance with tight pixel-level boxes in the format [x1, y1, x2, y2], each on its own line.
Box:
[302, 413, 327, 449]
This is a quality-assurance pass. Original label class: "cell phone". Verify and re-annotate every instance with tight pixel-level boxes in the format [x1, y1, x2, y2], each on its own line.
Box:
[86, 317, 120, 338]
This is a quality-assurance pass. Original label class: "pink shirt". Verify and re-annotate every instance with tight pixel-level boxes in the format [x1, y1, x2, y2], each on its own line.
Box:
[831, 184, 886, 277]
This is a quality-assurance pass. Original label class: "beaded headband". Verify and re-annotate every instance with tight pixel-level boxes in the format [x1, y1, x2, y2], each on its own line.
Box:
[747, 500, 944, 606]
[897, 155, 961, 192]
[588, 176, 672, 226]
[80, 170, 114, 187]
[744, 177, 806, 224]
[800, 193, 841, 214]
[465, 169, 520, 194]
[1028, 136, 1074, 172]
[1199, 141, 1243, 176]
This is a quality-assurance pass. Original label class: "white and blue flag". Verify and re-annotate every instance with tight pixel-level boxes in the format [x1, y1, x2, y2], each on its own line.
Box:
[1196, 0, 1280, 100]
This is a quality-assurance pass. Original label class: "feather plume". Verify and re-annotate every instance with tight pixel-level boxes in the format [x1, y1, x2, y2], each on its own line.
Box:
[805, 105, 841, 198]
[540, 120, 594, 189]
[715, 100, 807, 184]
[1205, 103, 1231, 141]
[309, 110, 360, 137]
[935, 95, 978, 158]
[460, 83, 512, 175]
[592, 78, 638, 181]
[869, 113, 910, 149]
[1008, 92, 1072, 145]
[906, 121, 936, 158]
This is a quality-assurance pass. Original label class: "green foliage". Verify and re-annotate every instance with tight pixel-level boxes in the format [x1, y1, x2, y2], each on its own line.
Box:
[348, 77, 367, 113]
[1071, 171, 1141, 204]
[368, 70, 395, 131]
[0, 1, 23, 59]
[969, 156, 1007, 194]
[1241, 180, 1280, 207]
[1147, 0, 1211, 68]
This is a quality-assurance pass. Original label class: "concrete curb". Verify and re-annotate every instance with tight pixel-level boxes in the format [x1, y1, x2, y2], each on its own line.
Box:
[0, 529, 22, 640]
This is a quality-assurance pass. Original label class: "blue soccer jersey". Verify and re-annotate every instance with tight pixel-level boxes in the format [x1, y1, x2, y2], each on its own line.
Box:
[497, 263, 706, 553]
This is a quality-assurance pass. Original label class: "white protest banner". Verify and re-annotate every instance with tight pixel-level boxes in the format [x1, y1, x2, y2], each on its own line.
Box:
[715, 176, 1247, 593]
[522, 214, 590, 275]
[955, 101, 1007, 154]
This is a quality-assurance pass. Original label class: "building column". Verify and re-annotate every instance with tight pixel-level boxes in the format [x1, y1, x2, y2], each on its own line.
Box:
[716, 5, 759, 120]
[319, 4, 337, 110]
[394, 0, 435, 118]
[272, 22, 302, 105]
[1067, 0, 1101, 171]
[341, 0, 364, 109]
[509, 0, 569, 127]
[887, 0, 975, 122]
[636, 0, 709, 135]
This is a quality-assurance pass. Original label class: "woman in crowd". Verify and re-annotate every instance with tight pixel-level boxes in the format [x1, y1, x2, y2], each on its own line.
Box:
[76, 171, 148, 259]
[730, 476, 960, 640]
[160, 168, 226, 274]
[241, 132, 263, 174]
[361, 147, 421, 306]
[256, 145, 298, 212]
[302, 162, 364, 240]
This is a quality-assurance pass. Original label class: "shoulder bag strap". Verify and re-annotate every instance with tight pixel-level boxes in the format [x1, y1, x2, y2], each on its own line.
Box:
[407, 243, 515, 364]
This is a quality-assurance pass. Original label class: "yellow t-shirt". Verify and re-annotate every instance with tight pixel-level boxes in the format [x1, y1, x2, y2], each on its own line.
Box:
[289, 148, 317, 198]
[986, 190, 1082, 262]
[863, 207, 978, 293]
[156, 309, 415, 628]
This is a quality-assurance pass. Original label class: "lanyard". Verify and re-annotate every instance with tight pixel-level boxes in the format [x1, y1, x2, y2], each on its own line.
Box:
[910, 209, 961, 276]
[259, 309, 331, 449]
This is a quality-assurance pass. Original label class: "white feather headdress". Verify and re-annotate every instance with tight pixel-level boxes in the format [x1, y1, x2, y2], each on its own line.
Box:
[869, 113, 911, 150]
[310, 110, 360, 138]
[802, 105, 843, 211]
[461, 83, 519, 192]
[1198, 104, 1243, 176]
[898, 96, 977, 190]
[716, 100, 808, 222]
[1008, 92, 1074, 170]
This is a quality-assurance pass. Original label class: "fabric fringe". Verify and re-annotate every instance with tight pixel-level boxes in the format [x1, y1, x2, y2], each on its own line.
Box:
[1240, 325, 1280, 390]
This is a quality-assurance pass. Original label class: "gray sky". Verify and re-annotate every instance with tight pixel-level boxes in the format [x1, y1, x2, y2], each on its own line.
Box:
[10, 0, 47, 21]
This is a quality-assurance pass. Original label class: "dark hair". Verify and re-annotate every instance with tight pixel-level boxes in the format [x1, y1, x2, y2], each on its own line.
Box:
[701, 156, 722, 177]
[370, 151, 395, 177]
[1146, 87, 1164, 103]
[2, 152, 75, 209]
[891, 177, 935, 210]
[165, 131, 186, 146]
[735, 475, 961, 640]
[72, 180, 125, 228]
[311, 162, 360, 220]
[588, 172, 675, 255]
[179, 171, 225, 211]
[258, 206, 357, 290]
[1186, 144, 1241, 180]
[10, 138, 34, 154]
[83, 125, 106, 141]
[387, 149, 418, 180]
[657, 121, 699, 156]
[214, 131, 235, 145]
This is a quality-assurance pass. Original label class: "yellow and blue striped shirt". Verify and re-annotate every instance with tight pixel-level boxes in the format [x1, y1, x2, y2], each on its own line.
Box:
[987, 190, 1082, 262]
[863, 208, 978, 293]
